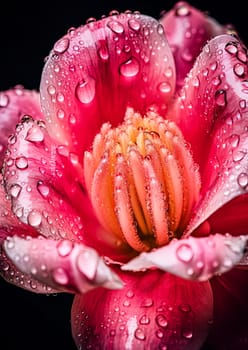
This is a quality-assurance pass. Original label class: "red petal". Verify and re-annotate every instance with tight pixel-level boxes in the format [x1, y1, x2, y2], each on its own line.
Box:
[207, 269, 248, 349]
[3, 115, 86, 241]
[172, 35, 248, 233]
[0, 87, 42, 168]
[71, 270, 213, 350]
[40, 13, 175, 155]
[4, 235, 123, 293]
[122, 234, 247, 281]
[160, 1, 227, 89]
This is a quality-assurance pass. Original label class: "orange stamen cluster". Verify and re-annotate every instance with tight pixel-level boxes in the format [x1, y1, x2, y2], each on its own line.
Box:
[84, 109, 200, 253]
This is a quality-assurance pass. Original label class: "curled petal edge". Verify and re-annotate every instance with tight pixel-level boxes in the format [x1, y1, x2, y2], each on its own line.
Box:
[3, 236, 123, 293]
[122, 234, 248, 281]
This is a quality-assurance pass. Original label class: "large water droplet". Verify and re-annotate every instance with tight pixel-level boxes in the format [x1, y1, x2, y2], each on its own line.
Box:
[75, 77, 96, 104]
[107, 20, 124, 34]
[155, 314, 168, 328]
[15, 156, 28, 169]
[176, 243, 193, 262]
[57, 240, 74, 257]
[119, 57, 140, 77]
[98, 44, 109, 61]
[157, 82, 171, 94]
[139, 314, 150, 325]
[25, 125, 44, 142]
[134, 328, 146, 341]
[9, 184, 22, 198]
[37, 182, 50, 197]
[237, 173, 248, 188]
[53, 267, 69, 285]
[0, 92, 9, 107]
[215, 89, 227, 107]
[128, 18, 140, 31]
[54, 37, 70, 54]
[225, 41, 238, 55]
[28, 210, 42, 227]
[234, 63, 245, 77]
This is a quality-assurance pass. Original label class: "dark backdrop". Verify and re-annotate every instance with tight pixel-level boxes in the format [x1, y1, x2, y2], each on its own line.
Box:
[0, 1, 247, 349]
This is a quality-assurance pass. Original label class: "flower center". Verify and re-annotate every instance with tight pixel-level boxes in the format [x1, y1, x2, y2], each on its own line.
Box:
[84, 109, 200, 253]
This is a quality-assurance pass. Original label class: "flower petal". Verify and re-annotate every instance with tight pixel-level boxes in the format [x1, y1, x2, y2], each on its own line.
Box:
[172, 34, 248, 233]
[0, 86, 42, 168]
[72, 269, 212, 350]
[4, 235, 123, 293]
[207, 269, 248, 349]
[3, 115, 86, 241]
[122, 234, 248, 281]
[40, 13, 175, 154]
[160, 1, 227, 89]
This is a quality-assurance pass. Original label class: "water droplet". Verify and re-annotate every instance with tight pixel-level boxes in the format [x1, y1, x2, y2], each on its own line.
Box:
[232, 150, 246, 162]
[192, 76, 200, 87]
[215, 89, 227, 107]
[57, 109, 65, 119]
[37, 182, 50, 197]
[156, 329, 164, 339]
[8, 135, 17, 145]
[57, 240, 74, 257]
[54, 37, 70, 54]
[15, 156, 28, 169]
[28, 210, 42, 227]
[69, 114, 77, 125]
[126, 290, 134, 298]
[228, 134, 240, 148]
[0, 93, 9, 107]
[237, 173, 248, 188]
[156, 314, 168, 328]
[239, 99, 246, 109]
[157, 24, 164, 35]
[75, 77, 96, 104]
[141, 298, 154, 307]
[9, 184, 22, 198]
[225, 41, 238, 55]
[119, 57, 140, 77]
[182, 328, 193, 339]
[57, 92, 65, 103]
[53, 267, 69, 285]
[128, 18, 140, 31]
[237, 50, 247, 63]
[134, 328, 146, 341]
[123, 299, 131, 307]
[176, 243, 193, 262]
[25, 125, 44, 142]
[179, 304, 191, 313]
[234, 63, 245, 77]
[107, 20, 124, 34]
[47, 85, 56, 95]
[139, 314, 150, 325]
[98, 45, 109, 61]
[157, 81, 171, 94]
[175, 2, 191, 16]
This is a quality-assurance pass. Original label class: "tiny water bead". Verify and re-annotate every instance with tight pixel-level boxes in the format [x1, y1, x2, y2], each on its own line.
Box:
[84, 108, 201, 253]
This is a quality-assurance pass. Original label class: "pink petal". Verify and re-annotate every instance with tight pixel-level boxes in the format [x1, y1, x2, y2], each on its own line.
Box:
[3, 115, 86, 241]
[4, 235, 123, 293]
[122, 234, 248, 281]
[160, 1, 227, 89]
[0, 86, 42, 168]
[207, 269, 248, 349]
[0, 177, 58, 294]
[40, 13, 175, 155]
[71, 270, 213, 350]
[172, 34, 248, 233]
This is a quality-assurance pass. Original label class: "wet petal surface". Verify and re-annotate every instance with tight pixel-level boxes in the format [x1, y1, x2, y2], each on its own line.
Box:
[122, 234, 248, 281]
[160, 1, 227, 89]
[72, 270, 212, 350]
[0, 87, 42, 168]
[4, 235, 123, 294]
[40, 13, 175, 155]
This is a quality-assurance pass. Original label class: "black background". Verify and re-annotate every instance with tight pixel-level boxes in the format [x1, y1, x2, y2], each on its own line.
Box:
[0, 1, 247, 349]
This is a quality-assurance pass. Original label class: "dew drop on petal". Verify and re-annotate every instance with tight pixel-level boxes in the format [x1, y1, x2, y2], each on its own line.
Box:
[141, 298, 154, 308]
[0, 93, 9, 107]
[37, 182, 50, 197]
[15, 156, 28, 169]
[52, 267, 69, 285]
[128, 18, 141, 31]
[75, 77, 96, 104]
[233, 63, 245, 77]
[25, 126, 44, 142]
[215, 89, 227, 107]
[27, 210, 42, 227]
[225, 41, 238, 55]
[9, 184, 22, 198]
[155, 314, 168, 328]
[54, 37, 70, 54]
[139, 314, 150, 325]
[175, 2, 191, 16]
[157, 81, 172, 94]
[182, 328, 193, 339]
[107, 20, 124, 34]
[134, 328, 146, 341]
[57, 240, 74, 257]
[237, 173, 248, 188]
[176, 243, 193, 262]
[119, 57, 140, 78]
[98, 44, 109, 61]
[47, 85, 56, 95]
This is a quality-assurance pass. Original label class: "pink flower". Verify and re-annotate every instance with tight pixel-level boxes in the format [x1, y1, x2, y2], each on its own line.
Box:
[1, 2, 248, 349]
